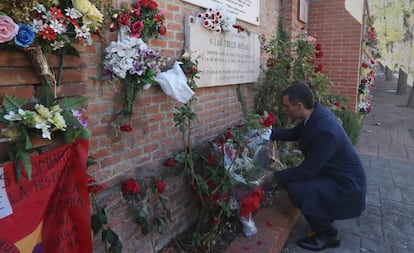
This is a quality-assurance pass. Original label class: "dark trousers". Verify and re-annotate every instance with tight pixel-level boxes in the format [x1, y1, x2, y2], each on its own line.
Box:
[304, 215, 337, 235]
[284, 181, 337, 236]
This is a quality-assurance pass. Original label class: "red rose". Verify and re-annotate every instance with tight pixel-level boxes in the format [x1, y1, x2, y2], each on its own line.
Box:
[131, 8, 141, 17]
[164, 158, 176, 167]
[158, 25, 167, 35]
[156, 180, 166, 193]
[118, 13, 131, 26]
[149, 0, 158, 10]
[122, 178, 140, 194]
[315, 63, 323, 72]
[120, 124, 133, 132]
[315, 43, 322, 50]
[140, 0, 150, 7]
[362, 63, 369, 69]
[334, 101, 340, 107]
[129, 20, 144, 38]
[315, 51, 323, 58]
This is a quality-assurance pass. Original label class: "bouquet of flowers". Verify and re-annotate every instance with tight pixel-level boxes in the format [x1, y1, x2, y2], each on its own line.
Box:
[107, 0, 166, 42]
[0, 0, 103, 86]
[103, 37, 164, 118]
[0, 84, 90, 181]
[0, 0, 102, 51]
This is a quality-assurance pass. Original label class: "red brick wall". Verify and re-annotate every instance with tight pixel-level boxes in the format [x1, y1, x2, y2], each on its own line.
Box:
[308, 0, 363, 110]
[280, 0, 363, 110]
[0, 0, 280, 252]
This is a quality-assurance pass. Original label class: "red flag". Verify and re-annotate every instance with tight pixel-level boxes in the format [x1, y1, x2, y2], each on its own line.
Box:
[0, 139, 91, 253]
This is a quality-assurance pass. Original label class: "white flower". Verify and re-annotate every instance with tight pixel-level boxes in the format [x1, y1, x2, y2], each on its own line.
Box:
[65, 7, 82, 19]
[4, 111, 22, 121]
[41, 127, 52, 140]
[75, 24, 91, 39]
[33, 3, 47, 14]
[49, 19, 66, 34]
[31, 19, 45, 33]
[51, 40, 66, 51]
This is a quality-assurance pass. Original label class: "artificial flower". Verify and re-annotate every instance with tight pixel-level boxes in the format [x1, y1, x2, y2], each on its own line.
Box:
[0, 15, 19, 43]
[158, 25, 167, 35]
[72, 0, 103, 27]
[14, 23, 35, 47]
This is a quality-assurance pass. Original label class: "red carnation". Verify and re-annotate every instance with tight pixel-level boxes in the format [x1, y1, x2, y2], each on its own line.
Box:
[315, 43, 322, 50]
[158, 25, 167, 35]
[164, 158, 176, 167]
[156, 180, 166, 193]
[122, 178, 140, 194]
[120, 124, 133, 132]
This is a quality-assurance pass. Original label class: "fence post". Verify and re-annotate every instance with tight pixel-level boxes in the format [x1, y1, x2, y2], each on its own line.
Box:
[407, 83, 414, 107]
[396, 68, 408, 95]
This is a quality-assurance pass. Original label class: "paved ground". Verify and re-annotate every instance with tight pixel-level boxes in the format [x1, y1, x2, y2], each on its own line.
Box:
[282, 71, 414, 253]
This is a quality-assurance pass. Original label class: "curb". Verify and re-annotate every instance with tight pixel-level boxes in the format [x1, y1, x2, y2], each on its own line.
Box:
[225, 192, 300, 253]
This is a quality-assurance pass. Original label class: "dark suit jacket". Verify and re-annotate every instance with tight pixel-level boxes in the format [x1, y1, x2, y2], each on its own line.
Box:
[271, 103, 366, 220]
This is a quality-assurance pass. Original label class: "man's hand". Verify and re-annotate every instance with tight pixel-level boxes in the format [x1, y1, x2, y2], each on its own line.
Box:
[260, 128, 272, 141]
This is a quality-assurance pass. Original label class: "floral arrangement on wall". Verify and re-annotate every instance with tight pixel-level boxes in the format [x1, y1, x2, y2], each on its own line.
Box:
[0, 84, 90, 181]
[102, 0, 168, 129]
[359, 25, 381, 114]
[0, 0, 103, 86]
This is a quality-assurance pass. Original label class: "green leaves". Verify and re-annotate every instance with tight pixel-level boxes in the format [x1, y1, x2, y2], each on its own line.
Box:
[62, 96, 89, 111]
[2, 94, 29, 112]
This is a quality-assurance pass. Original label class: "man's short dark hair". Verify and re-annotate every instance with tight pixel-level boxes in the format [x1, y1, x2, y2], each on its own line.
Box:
[282, 83, 315, 109]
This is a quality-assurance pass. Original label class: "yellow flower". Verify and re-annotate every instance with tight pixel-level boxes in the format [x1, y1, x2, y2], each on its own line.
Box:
[51, 113, 67, 130]
[1, 127, 20, 139]
[50, 104, 63, 113]
[72, 0, 103, 27]
[35, 104, 52, 119]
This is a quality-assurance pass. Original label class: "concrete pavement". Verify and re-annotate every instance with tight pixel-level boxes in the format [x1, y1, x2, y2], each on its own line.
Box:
[282, 71, 414, 252]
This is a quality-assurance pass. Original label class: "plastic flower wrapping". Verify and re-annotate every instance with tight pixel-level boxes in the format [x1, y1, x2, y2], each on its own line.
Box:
[0, 0, 103, 51]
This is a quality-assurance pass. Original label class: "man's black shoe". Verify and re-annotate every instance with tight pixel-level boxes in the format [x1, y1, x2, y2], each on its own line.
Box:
[296, 232, 341, 251]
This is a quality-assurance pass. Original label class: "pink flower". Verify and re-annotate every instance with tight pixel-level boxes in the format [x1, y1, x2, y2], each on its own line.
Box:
[129, 20, 144, 38]
[0, 15, 19, 43]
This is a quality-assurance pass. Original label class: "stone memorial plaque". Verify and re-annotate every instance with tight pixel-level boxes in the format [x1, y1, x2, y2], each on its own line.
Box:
[184, 16, 261, 87]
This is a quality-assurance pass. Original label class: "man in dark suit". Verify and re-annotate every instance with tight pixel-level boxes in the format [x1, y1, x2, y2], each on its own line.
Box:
[268, 83, 366, 251]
